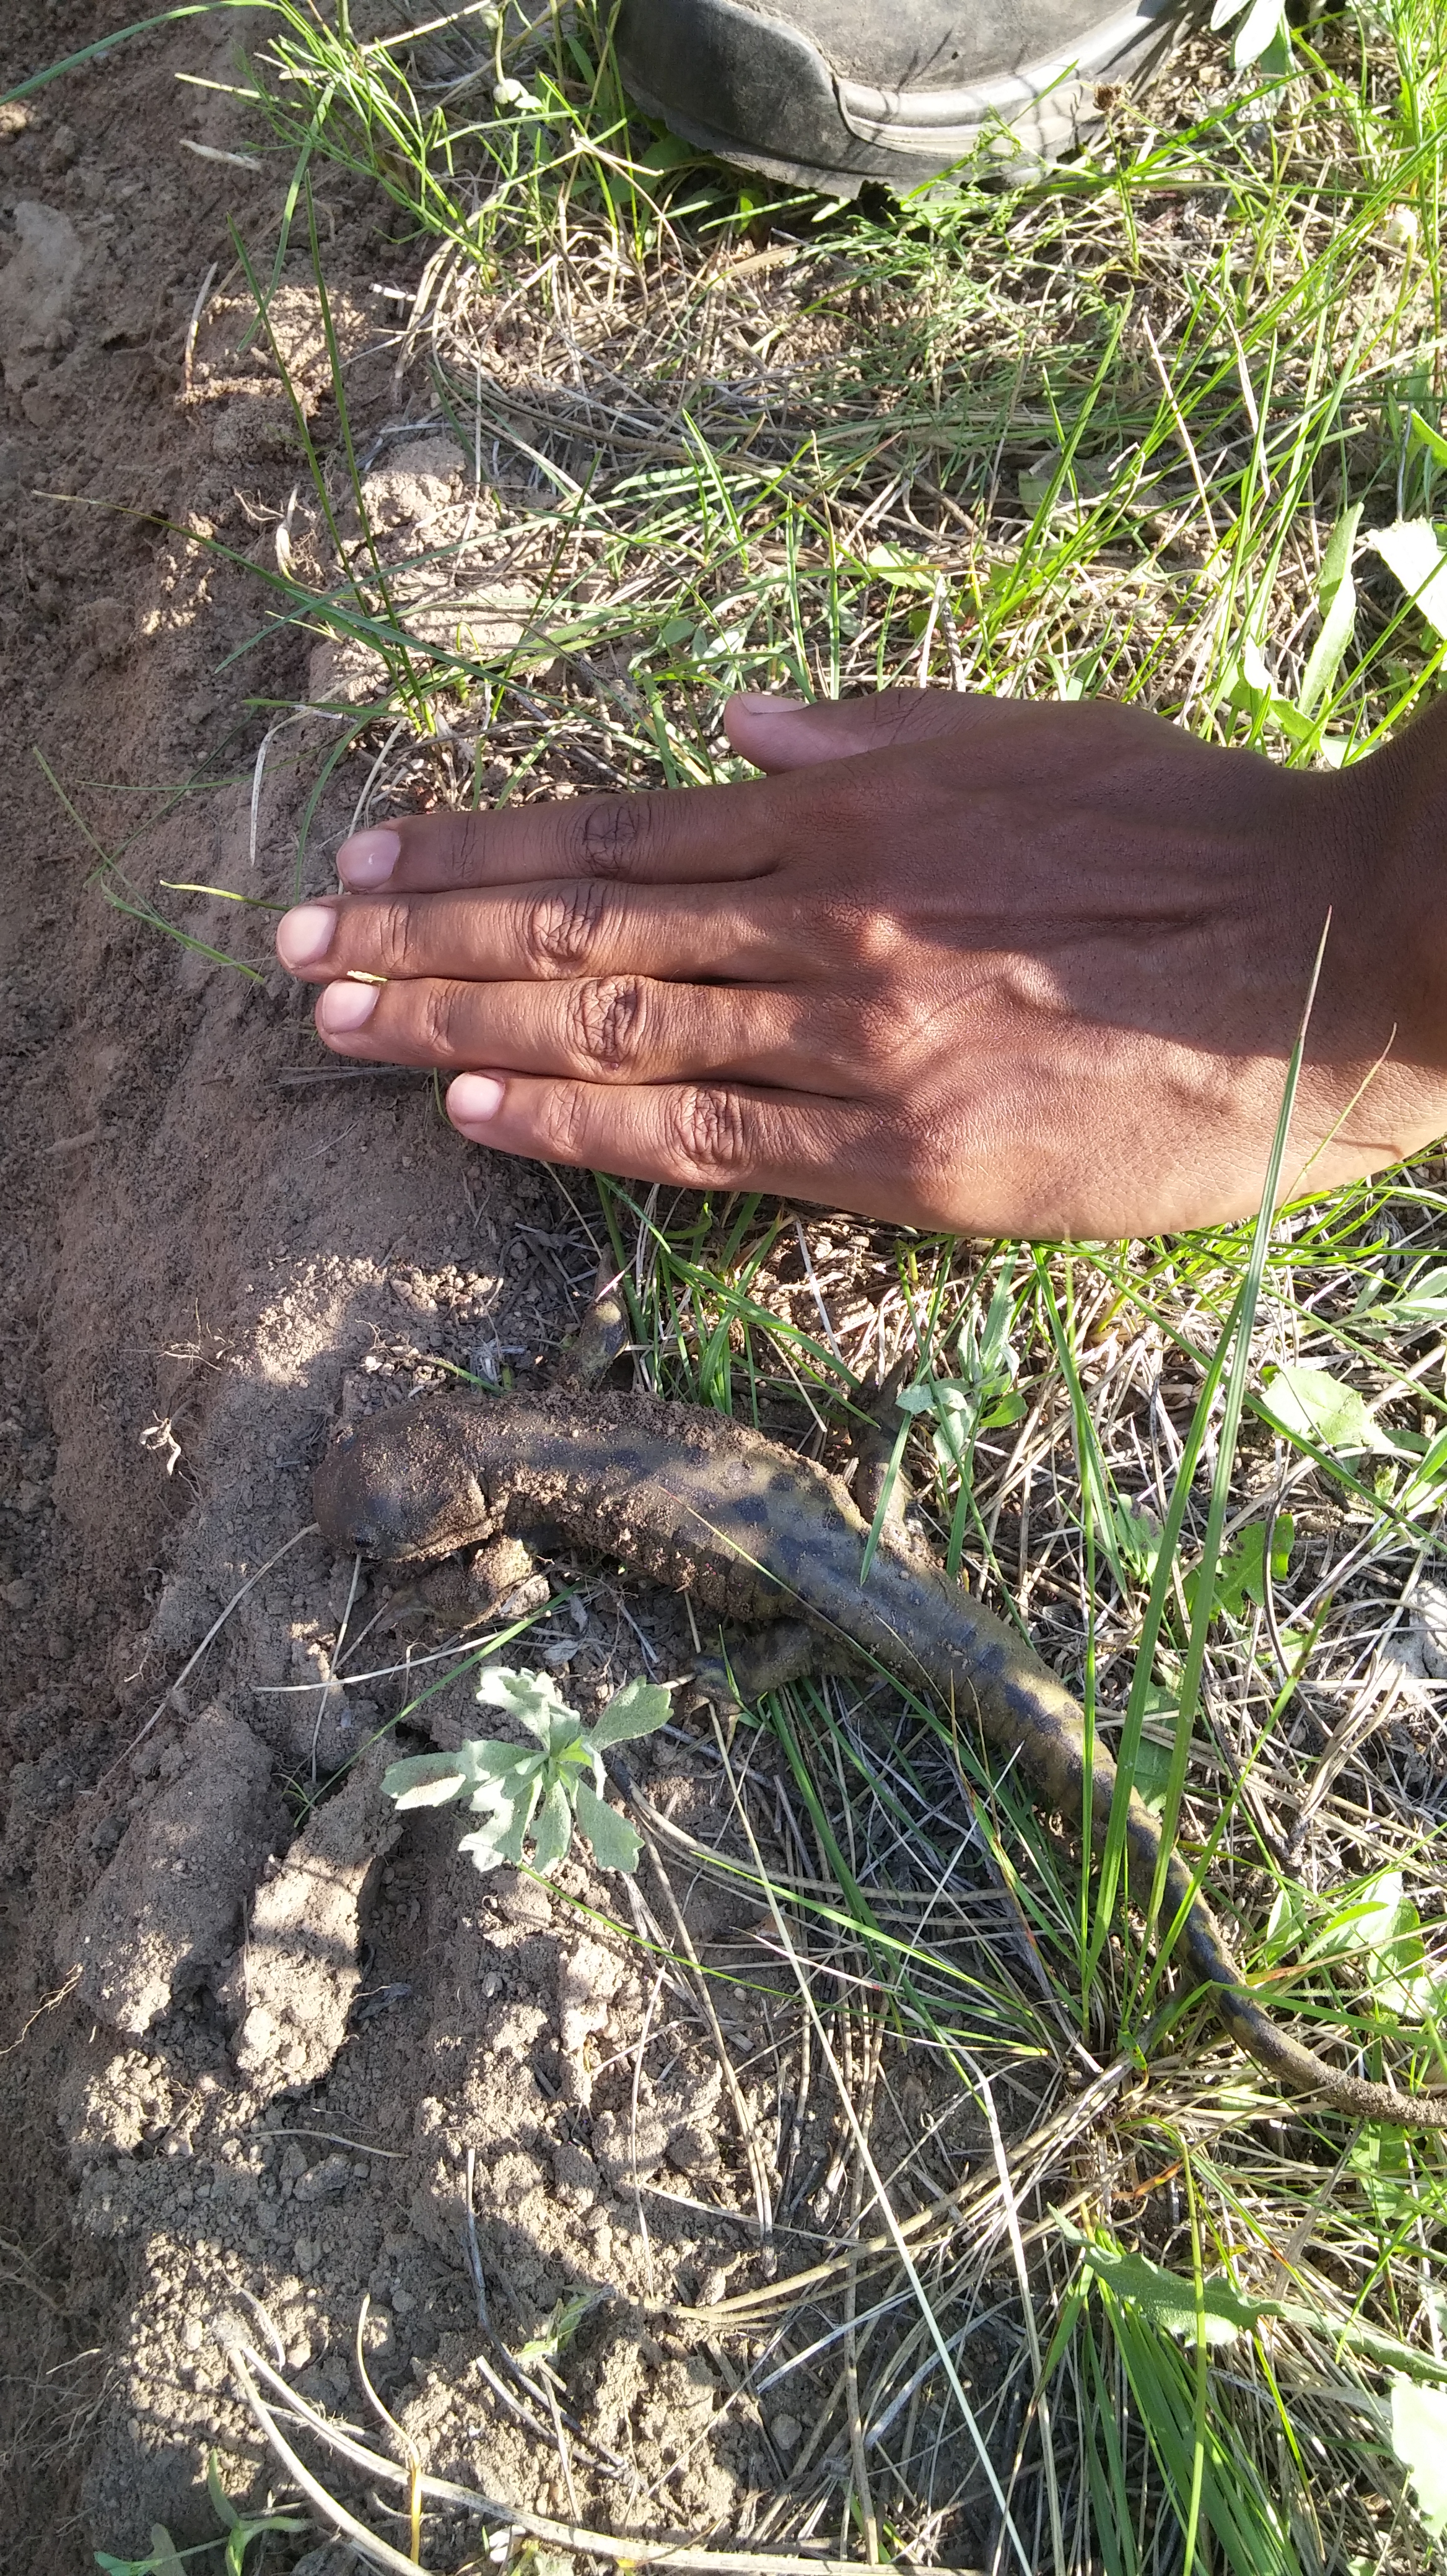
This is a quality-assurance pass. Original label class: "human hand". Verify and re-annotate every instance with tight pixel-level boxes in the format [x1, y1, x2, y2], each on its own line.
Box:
[274, 690, 1447, 1239]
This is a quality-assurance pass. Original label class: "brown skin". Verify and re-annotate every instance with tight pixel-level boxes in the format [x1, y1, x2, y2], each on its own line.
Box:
[276, 689, 1447, 1240]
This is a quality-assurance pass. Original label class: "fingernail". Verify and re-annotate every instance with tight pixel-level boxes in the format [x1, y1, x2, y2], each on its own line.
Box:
[449, 1073, 506, 1129]
[317, 978, 381, 1033]
[732, 692, 806, 713]
[276, 902, 339, 970]
[336, 826, 401, 888]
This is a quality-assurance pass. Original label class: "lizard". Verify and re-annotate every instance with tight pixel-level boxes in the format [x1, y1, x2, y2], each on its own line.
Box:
[313, 1370, 1447, 2131]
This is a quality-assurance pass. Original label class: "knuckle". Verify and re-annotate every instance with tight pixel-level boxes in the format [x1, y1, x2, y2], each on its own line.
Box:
[566, 975, 647, 1074]
[369, 897, 419, 977]
[665, 1083, 751, 1181]
[570, 794, 653, 881]
[521, 879, 609, 973]
[535, 1082, 593, 1167]
[439, 812, 492, 884]
[417, 980, 458, 1058]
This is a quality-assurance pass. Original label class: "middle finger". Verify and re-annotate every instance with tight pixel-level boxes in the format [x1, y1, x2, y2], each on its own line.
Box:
[313, 970, 862, 1090]
[276, 877, 796, 988]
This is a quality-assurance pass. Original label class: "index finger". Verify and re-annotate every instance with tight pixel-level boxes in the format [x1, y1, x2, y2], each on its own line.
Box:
[336, 772, 787, 895]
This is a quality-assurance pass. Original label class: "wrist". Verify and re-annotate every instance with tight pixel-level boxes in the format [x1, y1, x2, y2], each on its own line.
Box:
[1296, 701, 1447, 1175]
[1340, 699, 1447, 1074]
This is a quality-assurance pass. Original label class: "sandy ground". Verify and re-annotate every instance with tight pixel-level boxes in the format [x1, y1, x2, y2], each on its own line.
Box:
[0, 7, 873, 2562]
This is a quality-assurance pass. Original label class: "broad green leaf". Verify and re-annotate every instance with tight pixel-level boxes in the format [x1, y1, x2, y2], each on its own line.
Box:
[1220, 0, 1290, 68]
[383, 1754, 470, 1809]
[574, 1778, 641, 1872]
[1372, 518, 1447, 641]
[1264, 1877, 1311, 1959]
[1353, 2126, 1422, 2225]
[226, 2520, 308, 2575]
[476, 1664, 571, 1742]
[1353, 1871, 1430, 2012]
[861, 544, 936, 590]
[531, 1778, 574, 1871]
[588, 1677, 673, 1747]
[1078, 2239, 1264, 2344]
[1252, 14, 1294, 74]
[1222, 635, 1313, 742]
[1261, 1364, 1400, 1455]
[1266, 1871, 1446, 2017]
[1392, 2377, 1447, 2536]
[1128, 1702, 1176, 1814]
[1298, 505, 1362, 715]
[640, 128, 701, 172]
[1184, 1515, 1293, 1620]
[1376, 1263, 1447, 1329]
[1347, 1872, 1447, 2019]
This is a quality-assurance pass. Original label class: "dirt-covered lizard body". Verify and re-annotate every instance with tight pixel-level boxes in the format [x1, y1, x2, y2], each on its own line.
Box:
[314, 1388, 1447, 2129]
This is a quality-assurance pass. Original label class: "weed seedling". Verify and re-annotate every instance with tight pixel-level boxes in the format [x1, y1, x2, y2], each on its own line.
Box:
[95, 2453, 307, 2574]
[383, 1667, 671, 1873]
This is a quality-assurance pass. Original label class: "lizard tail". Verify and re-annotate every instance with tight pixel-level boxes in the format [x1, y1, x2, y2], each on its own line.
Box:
[1177, 1868, 1447, 2128]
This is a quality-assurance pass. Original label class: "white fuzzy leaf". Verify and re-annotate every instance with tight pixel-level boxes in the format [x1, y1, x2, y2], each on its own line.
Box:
[1392, 2378, 1447, 2536]
[588, 1678, 673, 1747]
[1373, 519, 1447, 641]
[531, 1779, 574, 1872]
[574, 1779, 640, 1873]
[476, 1664, 571, 1743]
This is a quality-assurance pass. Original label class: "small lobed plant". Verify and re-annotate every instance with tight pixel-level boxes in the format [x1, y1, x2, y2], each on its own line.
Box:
[382, 1668, 671, 1875]
[95, 2453, 307, 2574]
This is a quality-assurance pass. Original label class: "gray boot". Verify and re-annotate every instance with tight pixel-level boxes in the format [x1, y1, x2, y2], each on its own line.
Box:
[616, 0, 1195, 191]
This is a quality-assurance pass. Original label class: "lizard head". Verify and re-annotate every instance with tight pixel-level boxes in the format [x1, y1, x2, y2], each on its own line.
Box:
[313, 1403, 496, 1562]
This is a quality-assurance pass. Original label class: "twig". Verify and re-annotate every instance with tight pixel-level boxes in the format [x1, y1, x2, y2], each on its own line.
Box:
[115, 1521, 319, 1768]
[181, 258, 217, 394]
[844, 2006, 885, 2564]
[964, 2054, 1065, 2576]
[354, 2295, 422, 2563]
[631, 1969, 667, 2296]
[225, 2331, 937, 2574]
[640, 1827, 777, 2253]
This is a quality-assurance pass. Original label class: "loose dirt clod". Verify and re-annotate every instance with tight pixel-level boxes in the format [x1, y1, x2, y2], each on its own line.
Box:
[225, 1738, 401, 2094]
[63, 1705, 279, 2035]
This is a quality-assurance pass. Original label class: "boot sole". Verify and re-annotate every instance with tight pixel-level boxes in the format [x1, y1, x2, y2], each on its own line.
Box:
[616, 0, 1192, 193]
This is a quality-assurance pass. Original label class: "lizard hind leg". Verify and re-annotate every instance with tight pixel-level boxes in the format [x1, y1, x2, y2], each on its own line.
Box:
[849, 1354, 916, 1532]
[850, 1356, 946, 1572]
[553, 1253, 632, 1391]
[691, 1616, 833, 1720]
